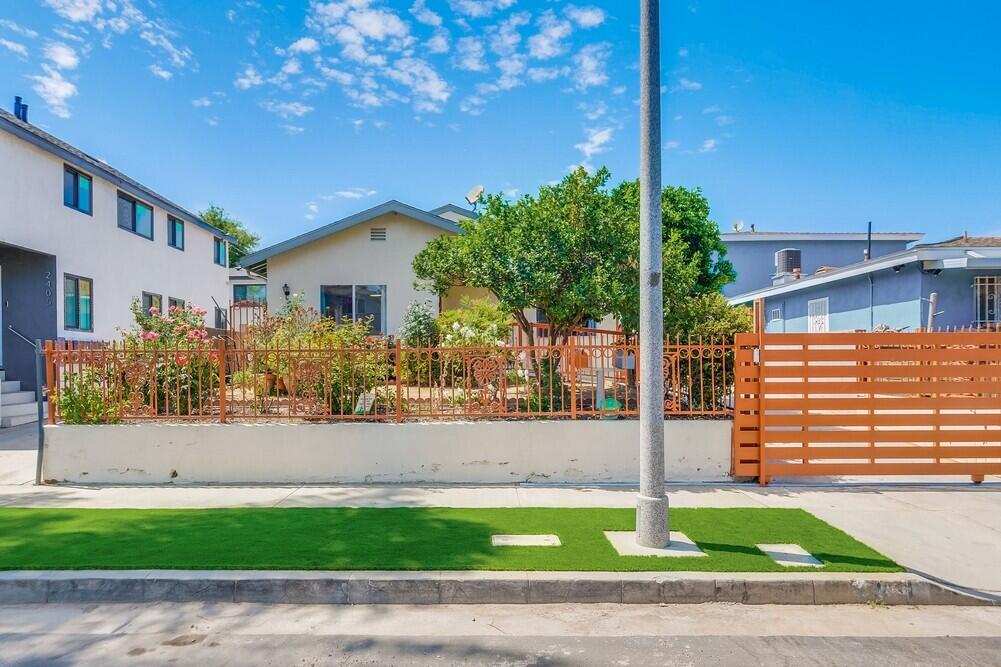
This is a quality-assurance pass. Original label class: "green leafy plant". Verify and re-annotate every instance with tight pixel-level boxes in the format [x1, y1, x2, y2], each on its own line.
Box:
[58, 369, 122, 424]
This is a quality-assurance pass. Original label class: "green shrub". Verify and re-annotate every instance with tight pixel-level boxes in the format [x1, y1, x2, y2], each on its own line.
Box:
[59, 369, 122, 424]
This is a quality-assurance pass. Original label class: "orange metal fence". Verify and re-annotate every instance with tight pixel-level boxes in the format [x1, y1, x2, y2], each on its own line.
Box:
[45, 337, 735, 424]
[733, 330, 1001, 483]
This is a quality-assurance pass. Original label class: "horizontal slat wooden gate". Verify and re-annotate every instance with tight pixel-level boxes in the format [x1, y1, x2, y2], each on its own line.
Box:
[733, 331, 1001, 483]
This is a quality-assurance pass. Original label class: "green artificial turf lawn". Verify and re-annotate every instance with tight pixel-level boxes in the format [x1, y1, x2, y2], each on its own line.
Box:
[0, 507, 900, 572]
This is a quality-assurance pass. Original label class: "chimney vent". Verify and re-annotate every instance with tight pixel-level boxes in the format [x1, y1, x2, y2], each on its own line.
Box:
[20, 103, 27, 122]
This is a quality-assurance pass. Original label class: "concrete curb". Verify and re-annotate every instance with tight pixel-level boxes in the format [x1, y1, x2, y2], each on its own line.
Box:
[0, 571, 993, 606]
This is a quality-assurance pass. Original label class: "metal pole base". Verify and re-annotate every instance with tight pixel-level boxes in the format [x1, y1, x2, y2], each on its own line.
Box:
[635, 493, 670, 548]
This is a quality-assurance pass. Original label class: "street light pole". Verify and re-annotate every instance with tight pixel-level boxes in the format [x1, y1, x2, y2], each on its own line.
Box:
[636, 0, 669, 548]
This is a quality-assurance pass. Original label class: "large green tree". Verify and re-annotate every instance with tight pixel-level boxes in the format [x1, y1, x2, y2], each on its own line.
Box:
[413, 167, 748, 344]
[199, 205, 260, 268]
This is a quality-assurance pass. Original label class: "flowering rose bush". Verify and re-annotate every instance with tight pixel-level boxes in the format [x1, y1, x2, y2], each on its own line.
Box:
[120, 299, 219, 417]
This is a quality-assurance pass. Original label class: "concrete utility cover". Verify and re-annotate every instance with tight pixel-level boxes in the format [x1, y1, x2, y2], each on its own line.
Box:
[491, 534, 562, 547]
[755, 544, 823, 568]
[603, 531, 706, 557]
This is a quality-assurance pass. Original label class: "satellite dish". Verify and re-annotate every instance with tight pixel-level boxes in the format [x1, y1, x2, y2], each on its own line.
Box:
[733, 220, 745, 232]
[465, 185, 484, 206]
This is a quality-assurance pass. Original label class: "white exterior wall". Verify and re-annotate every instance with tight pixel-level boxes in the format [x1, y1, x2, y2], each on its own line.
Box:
[0, 131, 230, 340]
[42, 420, 733, 485]
[265, 213, 448, 333]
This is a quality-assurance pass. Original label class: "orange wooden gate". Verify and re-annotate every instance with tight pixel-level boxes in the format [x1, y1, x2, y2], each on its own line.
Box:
[733, 331, 1001, 483]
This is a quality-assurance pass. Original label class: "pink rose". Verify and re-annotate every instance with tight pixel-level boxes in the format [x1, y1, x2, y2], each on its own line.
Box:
[141, 331, 160, 341]
[149, 306, 159, 315]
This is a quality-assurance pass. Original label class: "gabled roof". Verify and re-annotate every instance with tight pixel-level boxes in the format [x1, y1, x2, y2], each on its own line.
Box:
[721, 231, 923, 242]
[429, 203, 477, 219]
[0, 108, 236, 243]
[727, 241, 1001, 304]
[240, 200, 461, 274]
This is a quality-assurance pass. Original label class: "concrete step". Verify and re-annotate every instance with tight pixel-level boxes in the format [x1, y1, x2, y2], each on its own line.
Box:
[0, 413, 39, 428]
[0, 400, 45, 419]
[1, 390, 36, 406]
[1, 380, 21, 394]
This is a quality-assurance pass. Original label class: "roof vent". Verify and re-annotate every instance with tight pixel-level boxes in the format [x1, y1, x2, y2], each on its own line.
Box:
[370, 227, 387, 241]
[13, 96, 28, 122]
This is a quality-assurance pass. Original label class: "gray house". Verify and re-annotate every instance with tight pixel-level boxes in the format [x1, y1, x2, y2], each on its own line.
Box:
[721, 230, 922, 297]
[727, 236, 1001, 332]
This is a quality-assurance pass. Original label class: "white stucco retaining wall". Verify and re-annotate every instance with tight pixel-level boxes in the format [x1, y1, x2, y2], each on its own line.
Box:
[42, 420, 733, 485]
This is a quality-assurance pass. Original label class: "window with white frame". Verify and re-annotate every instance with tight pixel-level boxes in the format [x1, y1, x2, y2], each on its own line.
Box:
[320, 284, 386, 334]
[807, 297, 829, 333]
[975, 276, 1000, 325]
[770, 307, 782, 322]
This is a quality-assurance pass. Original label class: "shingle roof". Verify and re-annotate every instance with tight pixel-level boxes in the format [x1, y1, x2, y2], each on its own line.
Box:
[916, 235, 1001, 248]
[0, 108, 236, 243]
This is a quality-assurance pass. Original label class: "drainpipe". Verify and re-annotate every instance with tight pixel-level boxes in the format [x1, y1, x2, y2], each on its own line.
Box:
[866, 221, 874, 330]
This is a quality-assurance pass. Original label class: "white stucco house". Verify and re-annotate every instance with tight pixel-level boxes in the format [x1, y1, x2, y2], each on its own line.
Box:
[0, 98, 234, 422]
[239, 201, 482, 335]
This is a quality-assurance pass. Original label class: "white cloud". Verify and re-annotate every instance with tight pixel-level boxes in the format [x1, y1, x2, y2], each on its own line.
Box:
[489, 11, 529, 56]
[0, 38, 27, 57]
[425, 30, 450, 54]
[702, 105, 721, 114]
[305, 201, 319, 220]
[331, 187, 377, 199]
[289, 37, 320, 54]
[448, 0, 516, 18]
[454, 36, 487, 71]
[460, 95, 486, 115]
[676, 77, 702, 91]
[281, 58, 303, 75]
[528, 11, 573, 59]
[44, 42, 79, 69]
[698, 138, 718, 153]
[715, 114, 733, 126]
[574, 126, 614, 168]
[348, 8, 409, 41]
[678, 47, 689, 57]
[29, 64, 77, 118]
[410, 0, 442, 26]
[261, 100, 315, 118]
[149, 64, 173, 80]
[384, 57, 450, 112]
[317, 61, 355, 85]
[611, 85, 626, 95]
[578, 100, 607, 120]
[495, 54, 526, 90]
[564, 5, 605, 29]
[527, 66, 566, 82]
[44, 0, 102, 23]
[282, 124, 305, 135]
[572, 42, 610, 89]
[191, 97, 213, 107]
[664, 140, 680, 150]
[0, 20, 39, 38]
[206, 116, 219, 127]
[234, 65, 264, 89]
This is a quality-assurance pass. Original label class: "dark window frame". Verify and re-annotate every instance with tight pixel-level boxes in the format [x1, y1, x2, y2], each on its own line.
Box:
[233, 284, 267, 303]
[141, 291, 163, 315]
[117, 191, 154, 241]
[63, 273, 94, 332]
[63, 165, 93, 215]
[167, 216, 185, 251]
[213, 237, 227, 266]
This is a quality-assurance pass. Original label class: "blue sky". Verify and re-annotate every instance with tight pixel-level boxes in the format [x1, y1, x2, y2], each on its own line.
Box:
[1, 1, 999, 247]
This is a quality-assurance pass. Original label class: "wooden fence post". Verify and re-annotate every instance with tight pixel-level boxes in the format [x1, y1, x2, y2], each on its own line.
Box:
[217, 337, 227, 423]
[44, 340, 56, 425]
[395, 339, 403, 423]
[569, 336, 578, 420]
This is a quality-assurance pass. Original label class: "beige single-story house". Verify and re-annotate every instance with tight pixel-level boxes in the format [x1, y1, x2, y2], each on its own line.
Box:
[239, 200, 488, 335]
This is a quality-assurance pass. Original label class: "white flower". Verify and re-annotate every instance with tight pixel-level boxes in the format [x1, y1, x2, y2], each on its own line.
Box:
[452, 322, 461, 331]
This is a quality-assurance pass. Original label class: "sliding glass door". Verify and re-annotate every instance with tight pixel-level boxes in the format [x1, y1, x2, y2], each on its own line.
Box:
[320, 284, 386, 334]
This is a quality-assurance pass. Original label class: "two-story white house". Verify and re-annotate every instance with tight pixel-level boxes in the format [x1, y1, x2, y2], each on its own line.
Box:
[0, 98, 234, 424]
